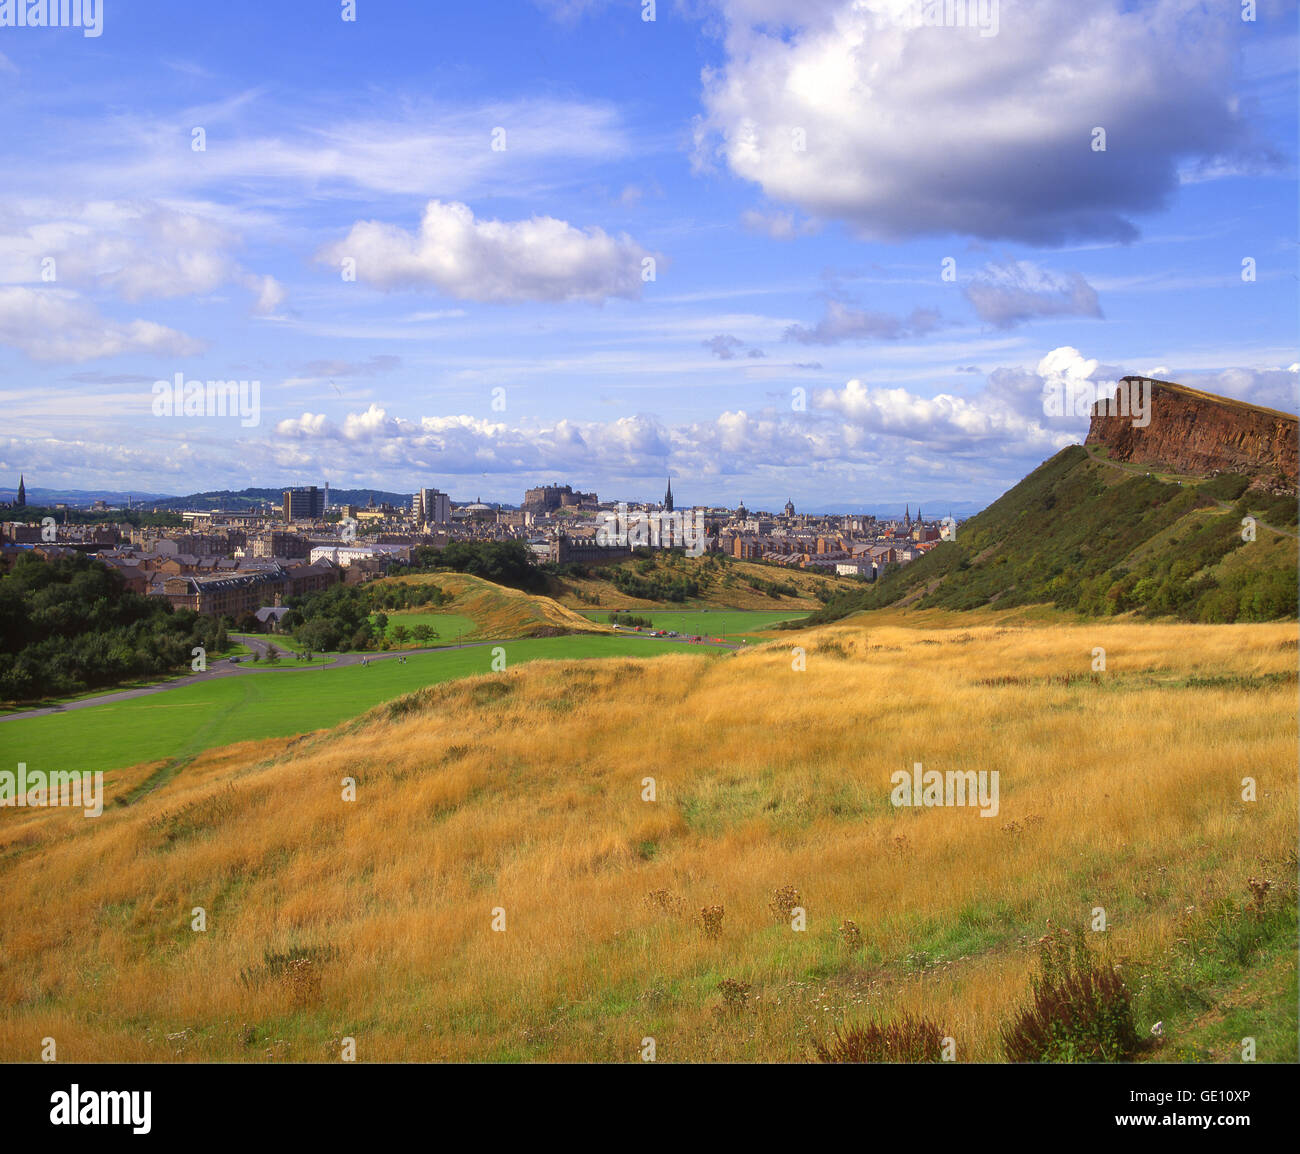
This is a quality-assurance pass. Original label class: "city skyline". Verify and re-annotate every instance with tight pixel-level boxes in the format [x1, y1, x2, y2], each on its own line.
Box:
[0, 472, 965, 520]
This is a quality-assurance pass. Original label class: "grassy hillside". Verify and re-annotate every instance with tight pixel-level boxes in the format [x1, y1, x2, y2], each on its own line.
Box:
[2, 616, 1293, 1062]
[380, 572, 602, 638]
[808, 446, 1297, 625]
[551, 551, 857, 611]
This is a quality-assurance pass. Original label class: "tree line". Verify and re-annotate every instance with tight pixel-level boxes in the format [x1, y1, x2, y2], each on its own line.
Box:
[0, 552, 225, 702]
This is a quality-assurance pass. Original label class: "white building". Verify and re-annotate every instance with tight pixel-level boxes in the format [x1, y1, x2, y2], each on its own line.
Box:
[309, 543, 411, 567]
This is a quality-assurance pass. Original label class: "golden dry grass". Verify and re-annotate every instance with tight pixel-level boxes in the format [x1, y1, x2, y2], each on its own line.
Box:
[0, 617, 1294, 1062]
[382, 571, 602, 638]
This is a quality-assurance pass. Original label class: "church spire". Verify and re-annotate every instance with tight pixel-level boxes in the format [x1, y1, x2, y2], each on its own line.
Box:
[16, 474, 25, 507]
[664, 477, 674, 512]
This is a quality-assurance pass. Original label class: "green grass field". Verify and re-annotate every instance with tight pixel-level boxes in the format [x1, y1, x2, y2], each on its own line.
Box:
[0, 638, 268, 715]
[371, 611, 479, 645]
[580, 607, 808, 639]
[242, 648, 340, 667]
[0, 635, 719, 779]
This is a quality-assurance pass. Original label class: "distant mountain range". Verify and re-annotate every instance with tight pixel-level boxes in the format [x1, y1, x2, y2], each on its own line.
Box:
[145, 487, 418, 512]
[0, 486, 415, 510]
[0, 487, 174, 507]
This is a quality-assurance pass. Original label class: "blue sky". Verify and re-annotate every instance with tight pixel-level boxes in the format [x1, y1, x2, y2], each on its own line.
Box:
[0, 0, 1296, 513]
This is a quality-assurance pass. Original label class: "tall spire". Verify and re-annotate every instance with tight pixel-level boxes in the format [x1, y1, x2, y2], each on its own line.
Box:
[664, 476, 674, 512]
[16, 474, 25, 507]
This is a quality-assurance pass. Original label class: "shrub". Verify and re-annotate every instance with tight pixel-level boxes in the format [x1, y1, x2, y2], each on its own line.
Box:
[768, 884, 802, 922]
[1001, 924, 1146, 1062]
[700, 904, 725, 940]
[813, 1014, 946, 1062]
[717, 978, 751, 1014]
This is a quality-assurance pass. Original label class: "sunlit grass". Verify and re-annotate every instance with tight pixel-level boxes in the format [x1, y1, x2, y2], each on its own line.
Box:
[0, 617, 1293, 1062]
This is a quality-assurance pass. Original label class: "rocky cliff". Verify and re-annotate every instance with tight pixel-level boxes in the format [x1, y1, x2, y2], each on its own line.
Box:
[1086, 377, 1298, 491]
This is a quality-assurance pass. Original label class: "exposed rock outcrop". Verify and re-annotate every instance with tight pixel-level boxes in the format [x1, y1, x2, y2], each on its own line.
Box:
[1086, 376, 1298, 492]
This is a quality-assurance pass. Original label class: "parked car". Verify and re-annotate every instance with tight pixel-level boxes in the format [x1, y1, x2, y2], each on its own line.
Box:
[668, 631, 678, 637]
[228, 656, 241, 664]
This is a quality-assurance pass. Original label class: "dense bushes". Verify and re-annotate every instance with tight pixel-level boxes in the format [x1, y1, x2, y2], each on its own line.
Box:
[285, 579, 454, 652]
[407, 539, 545, 592]
[745, 574, 799, 598]
[607, 611, 653, 628]
[0, 553, 224, 701]
[1002, 925, 1146, 1062]
[608, 568, 699, 602]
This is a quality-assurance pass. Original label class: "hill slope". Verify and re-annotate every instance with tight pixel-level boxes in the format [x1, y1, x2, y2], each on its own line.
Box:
[550, 552, 855, 611]
[808, 445, 1297, 625]
[381, 572, 603, 639]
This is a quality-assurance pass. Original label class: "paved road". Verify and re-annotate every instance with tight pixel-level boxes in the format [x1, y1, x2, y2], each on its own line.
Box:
[0, 630, 740, 723]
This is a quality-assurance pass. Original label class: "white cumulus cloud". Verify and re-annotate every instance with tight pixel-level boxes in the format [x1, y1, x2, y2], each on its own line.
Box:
[699, 0, 1249, 244]
[318, 200, 653, 303]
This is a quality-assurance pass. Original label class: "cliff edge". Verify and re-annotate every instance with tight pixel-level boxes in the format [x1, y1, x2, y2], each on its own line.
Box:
[1086, 377, 1298, 492]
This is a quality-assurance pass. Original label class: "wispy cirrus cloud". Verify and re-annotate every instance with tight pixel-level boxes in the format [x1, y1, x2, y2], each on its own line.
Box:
[784, 300, 943, 345]
[963, 260, 1103, 330]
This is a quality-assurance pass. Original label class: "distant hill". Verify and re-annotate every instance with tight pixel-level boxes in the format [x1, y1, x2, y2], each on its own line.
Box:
[148, 487, 415, 511]
[0, 487, 176, 508]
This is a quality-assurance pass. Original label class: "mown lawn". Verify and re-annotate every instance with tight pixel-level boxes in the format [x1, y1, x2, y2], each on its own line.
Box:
[580, 608, 809, 639]
[370, 611, 479, 645]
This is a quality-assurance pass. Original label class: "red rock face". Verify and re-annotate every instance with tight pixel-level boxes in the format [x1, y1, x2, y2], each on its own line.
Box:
[1085, 377, 1298, 491]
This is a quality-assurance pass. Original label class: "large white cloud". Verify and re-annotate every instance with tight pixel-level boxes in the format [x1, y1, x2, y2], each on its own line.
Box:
[0, 287, 204, 362]
[0, 200, 284, 313]
[318, 200, 652, 303]
[698, 0, 1248, 244]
